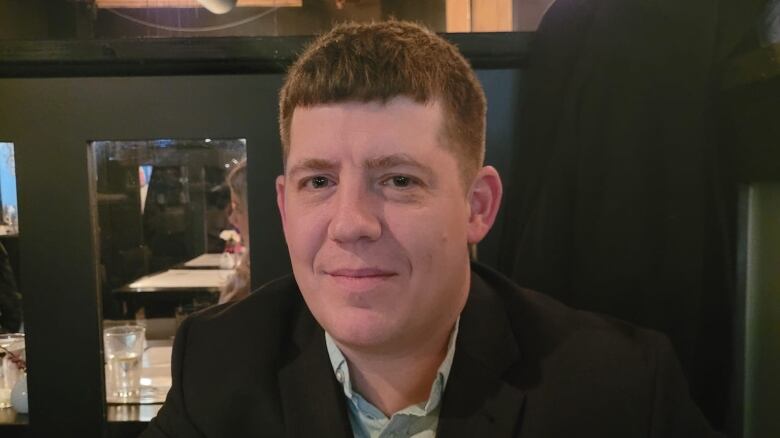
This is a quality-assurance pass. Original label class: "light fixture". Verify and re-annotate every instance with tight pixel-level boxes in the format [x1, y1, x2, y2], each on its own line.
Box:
[95, 0, 302, 12]
[197, 0, 236, 14]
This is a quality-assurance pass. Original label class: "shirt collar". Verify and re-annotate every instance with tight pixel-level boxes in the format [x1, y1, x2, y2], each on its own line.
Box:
[325, 318, 460, 416]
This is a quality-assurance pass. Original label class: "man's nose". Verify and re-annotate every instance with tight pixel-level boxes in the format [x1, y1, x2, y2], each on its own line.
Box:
[327, 182, 382, 243]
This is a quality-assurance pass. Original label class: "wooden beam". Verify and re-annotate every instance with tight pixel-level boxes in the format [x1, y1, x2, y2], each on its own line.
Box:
[95, 0, 302, 8]
[472, 0, 512, 31]
[0, 33, 531, 77]
[446, 0, 471, 32]
[446, 0, 513, 32]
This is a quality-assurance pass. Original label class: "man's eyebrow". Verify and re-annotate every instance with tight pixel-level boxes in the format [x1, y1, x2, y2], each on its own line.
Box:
[287, 158, 339, 177]
[363, 154, 434, 176]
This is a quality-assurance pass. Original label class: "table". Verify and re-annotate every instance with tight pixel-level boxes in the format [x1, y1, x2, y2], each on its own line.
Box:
[179, 253, 232, 269]
[0, 342, 172, 427]
[0, 407, 27, 425]
[114, 269, 233, 318]
[124, 269, 234, 291]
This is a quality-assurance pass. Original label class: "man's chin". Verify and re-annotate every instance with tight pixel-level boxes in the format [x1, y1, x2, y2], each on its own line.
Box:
[324, 312, 398, 352]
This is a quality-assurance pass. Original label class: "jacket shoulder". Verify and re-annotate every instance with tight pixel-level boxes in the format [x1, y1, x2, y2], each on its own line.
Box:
[164, 275, 306, 435]
[473, 262, 668, 361]
[472, 264, 718, 436]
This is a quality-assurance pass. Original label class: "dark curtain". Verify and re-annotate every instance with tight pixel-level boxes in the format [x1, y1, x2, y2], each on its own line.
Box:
[499, 0, 767, 431]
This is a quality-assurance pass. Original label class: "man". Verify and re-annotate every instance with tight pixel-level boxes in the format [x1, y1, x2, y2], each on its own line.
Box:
[143, 21, 721, 437]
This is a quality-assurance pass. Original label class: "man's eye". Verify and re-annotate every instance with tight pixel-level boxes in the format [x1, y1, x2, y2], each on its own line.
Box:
[311, 176, 328, 188]
[306, 176, 331, 189]
[391, 176, 411, 187]
[383, 175, 416, 188]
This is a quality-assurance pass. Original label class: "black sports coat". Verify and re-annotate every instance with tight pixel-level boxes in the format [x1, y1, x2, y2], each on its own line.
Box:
[142, 263, 722, 437]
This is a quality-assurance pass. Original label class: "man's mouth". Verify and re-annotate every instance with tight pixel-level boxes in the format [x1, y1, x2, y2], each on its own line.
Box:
[325, 268, 396, 279]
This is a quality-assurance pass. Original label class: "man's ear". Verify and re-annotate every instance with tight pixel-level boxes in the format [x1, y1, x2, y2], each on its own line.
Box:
[275, 174, 288, 235]
[466, 166, 502, 244]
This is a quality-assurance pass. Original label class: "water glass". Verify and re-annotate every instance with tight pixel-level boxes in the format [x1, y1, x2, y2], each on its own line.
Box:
[104, 324, 145, 403]
[0, 333, 25, 409]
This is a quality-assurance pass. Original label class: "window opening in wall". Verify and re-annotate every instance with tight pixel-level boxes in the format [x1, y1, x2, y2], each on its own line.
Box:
[89, 138, 247, 420]
[0, 143, 18, 237]
[0, 141, 26, 423]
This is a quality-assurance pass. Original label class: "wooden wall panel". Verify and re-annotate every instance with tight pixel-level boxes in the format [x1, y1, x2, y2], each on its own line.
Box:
[447, 0, 513, 32]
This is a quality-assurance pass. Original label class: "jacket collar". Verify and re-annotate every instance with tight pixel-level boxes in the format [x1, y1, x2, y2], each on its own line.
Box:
[437, 265, 526, 438]
[277, 264, 526, 438]
[277, 299, 353, 438]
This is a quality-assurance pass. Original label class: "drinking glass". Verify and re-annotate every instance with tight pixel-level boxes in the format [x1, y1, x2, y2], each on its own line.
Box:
[0, 333, 25, 408]
[104, 324, 145, 403]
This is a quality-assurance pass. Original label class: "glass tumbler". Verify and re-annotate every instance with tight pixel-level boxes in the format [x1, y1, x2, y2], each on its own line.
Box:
[104, 325, 145, 403]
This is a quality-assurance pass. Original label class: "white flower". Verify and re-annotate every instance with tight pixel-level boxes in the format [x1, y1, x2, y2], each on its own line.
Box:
[219, 229, 241, 243]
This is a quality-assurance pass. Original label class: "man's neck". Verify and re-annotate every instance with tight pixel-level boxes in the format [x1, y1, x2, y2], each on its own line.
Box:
[337, 323, 456, 417]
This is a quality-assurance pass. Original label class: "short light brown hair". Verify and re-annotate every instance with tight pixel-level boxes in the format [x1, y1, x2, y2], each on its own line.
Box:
[279, 21, 487, 183]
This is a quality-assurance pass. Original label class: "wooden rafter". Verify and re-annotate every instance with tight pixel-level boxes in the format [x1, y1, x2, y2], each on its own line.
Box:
[446, 0, 513, 32]
[95, 0, 302, 8]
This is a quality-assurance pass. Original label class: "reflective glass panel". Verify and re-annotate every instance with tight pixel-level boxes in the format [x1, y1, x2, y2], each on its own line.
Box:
[92, 138, 247, 415]
[0, 143, 18, 237]
[91, 138, 246, 316]
[0, 141, 25, 423]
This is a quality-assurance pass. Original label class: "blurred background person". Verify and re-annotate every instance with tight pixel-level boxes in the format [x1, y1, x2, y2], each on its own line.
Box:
[0, 241, 21, 333]
[219, 160, 250, 304]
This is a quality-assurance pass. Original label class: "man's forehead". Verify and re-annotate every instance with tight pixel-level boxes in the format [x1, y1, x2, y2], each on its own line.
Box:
[295, 95, 440, 110]
[289, 97, 443, 127]
[287, 98, 445, 151]
[287, 153, 435, 177]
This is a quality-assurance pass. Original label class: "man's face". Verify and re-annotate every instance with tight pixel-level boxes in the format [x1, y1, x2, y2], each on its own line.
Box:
[276, 97, 479, 353]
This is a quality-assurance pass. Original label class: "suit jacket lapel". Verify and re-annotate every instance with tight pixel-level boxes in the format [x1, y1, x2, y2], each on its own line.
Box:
[437, 270, 527, 438]
[277, 303, 353, 438]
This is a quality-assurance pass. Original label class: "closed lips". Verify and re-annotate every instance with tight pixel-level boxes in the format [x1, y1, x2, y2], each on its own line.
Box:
[326, 268, 396, 278]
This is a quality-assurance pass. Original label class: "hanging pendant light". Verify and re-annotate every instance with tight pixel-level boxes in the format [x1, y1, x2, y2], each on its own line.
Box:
[95, 1, 301, 12]
[196, 0, 237, 14]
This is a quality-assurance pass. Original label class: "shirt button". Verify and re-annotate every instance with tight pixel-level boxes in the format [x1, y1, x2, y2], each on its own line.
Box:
[335, 370, 344, 383]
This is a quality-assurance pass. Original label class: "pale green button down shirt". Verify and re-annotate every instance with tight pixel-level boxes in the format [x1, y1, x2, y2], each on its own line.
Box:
[325, 321, 459, 438]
